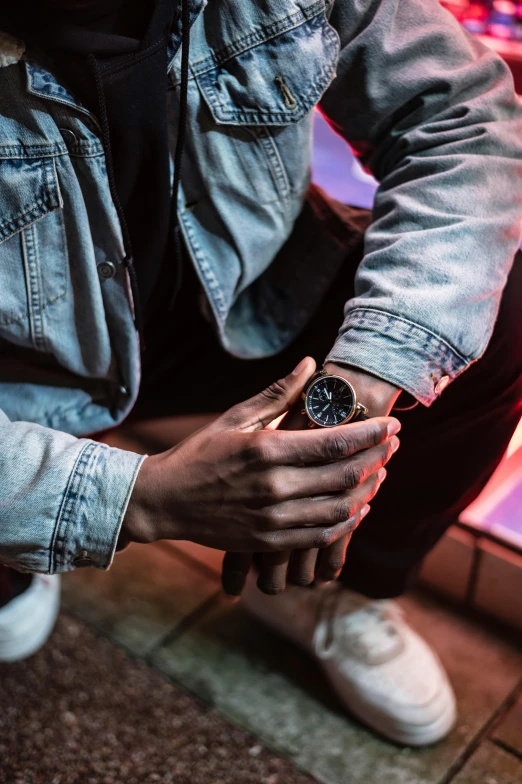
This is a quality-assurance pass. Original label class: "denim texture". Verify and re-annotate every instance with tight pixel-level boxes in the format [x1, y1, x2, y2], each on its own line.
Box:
[0, 0, 521, 572]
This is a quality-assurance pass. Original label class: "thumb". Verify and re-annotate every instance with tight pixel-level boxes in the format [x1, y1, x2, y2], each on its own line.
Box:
[222, 356, 316, 431]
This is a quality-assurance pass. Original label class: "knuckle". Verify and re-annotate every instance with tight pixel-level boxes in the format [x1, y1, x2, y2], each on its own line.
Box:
[333, 496, 355, 523]
[256, 532, 280, 551]
[314, 527, 336, 549]
[265, 536, 282, 552]
[262, 470, 285, 502]
[260, 379, 288, 403]
[245, 434, 271, 466]
[327, 432, 355, 461]
[341, 461, 364, 490]
[260, 505, 281, 531]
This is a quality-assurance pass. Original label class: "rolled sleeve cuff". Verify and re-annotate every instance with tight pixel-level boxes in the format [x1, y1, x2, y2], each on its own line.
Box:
[50, 441, 147, 573]
[325, 308, 469, 406]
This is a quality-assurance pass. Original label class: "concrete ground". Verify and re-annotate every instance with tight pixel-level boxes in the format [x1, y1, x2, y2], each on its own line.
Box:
[3, 539, 520, 784]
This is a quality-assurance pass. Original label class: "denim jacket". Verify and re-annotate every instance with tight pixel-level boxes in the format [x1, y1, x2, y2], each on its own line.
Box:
[1, 0, 521, 574]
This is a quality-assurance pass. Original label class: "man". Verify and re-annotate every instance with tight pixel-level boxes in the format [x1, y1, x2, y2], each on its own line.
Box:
[0, 0, 521, 748]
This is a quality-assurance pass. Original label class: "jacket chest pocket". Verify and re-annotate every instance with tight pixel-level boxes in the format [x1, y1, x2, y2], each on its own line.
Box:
[192, 6, 340, 205]
[0, 156, 66, 351]
[195, 8, 339, 125]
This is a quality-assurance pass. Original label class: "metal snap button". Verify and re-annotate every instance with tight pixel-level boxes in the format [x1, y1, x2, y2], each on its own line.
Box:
[59, 128, 78, 145]
[97, 260, 116, 280]
[435, 375, 450, 394]
[73, 550, 93, 567]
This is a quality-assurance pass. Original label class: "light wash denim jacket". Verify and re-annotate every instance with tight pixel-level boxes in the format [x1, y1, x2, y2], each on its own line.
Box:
[1, 0, 521, 574]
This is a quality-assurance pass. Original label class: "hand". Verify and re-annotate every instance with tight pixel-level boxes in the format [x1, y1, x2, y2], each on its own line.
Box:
[121, 357, 400, 592]
[238, 362, 402, 595]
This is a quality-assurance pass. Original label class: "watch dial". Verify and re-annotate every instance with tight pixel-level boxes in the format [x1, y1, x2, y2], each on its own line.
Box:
[306, 376, 355, 427]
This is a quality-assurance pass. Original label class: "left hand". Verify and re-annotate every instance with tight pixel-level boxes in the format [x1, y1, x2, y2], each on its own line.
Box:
[221, 361, 402, 596]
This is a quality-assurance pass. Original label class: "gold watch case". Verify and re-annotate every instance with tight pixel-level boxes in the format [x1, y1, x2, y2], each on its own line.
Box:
[300, 371, 368, 428]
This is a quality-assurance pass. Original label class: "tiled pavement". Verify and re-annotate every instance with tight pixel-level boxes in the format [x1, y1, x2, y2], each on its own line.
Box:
[59, 539, 522, 784]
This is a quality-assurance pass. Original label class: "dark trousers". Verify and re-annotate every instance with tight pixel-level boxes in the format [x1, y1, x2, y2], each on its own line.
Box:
[135, 196, 522, 600]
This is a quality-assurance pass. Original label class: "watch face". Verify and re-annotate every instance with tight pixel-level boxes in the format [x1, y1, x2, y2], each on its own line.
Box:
[305, 375, 356, 428]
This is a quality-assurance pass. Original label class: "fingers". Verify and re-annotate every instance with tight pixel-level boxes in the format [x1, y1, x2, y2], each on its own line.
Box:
[260, 504, 370, 552]
[255, 505, 370, 593]
[287, 548, 319, 587]
[220, 357, 316, 431]
[262, 469, 385, 531]
[221, 552, 253, 596]
[256, 437, 398, 503]
[258, 416, 401, 466]
[315, 533, 352, 584]
[256, 550, 291, 595]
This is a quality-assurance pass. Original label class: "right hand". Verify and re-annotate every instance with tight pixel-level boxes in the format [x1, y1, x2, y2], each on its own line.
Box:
[121, 358, 400, 582]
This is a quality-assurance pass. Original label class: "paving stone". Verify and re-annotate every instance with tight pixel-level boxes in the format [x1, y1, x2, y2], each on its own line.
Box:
[152, 591, 522, 784]
[492, 696, 522, 756]
[450, 741, 522, 784]
[1, 614, 317, 784]
[62, 542, 219, 656]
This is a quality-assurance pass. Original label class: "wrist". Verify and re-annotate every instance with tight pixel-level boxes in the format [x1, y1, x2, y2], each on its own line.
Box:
[323, 362, 401, 417]
[119, 455, 160, 546]
[120, 452, 192, 546]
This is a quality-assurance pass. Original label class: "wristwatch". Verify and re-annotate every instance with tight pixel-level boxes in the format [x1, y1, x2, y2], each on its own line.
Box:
[301, 370, 369, 428]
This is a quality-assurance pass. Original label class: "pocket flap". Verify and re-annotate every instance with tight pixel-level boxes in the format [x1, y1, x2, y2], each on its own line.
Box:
[0, 157, 62, 245]
[196, 11, 339, 126]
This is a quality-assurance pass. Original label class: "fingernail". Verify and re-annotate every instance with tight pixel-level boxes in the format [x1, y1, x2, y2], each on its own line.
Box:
[292, 357, 310, 375]
[390, 435, 400, 453]
[361, 503, 371, 518]
[378, 467, 387, 483]
[387, 419, 401, 437]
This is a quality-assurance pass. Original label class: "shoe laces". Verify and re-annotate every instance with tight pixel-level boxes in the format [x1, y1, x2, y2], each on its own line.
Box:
[313, 585, 405, 664]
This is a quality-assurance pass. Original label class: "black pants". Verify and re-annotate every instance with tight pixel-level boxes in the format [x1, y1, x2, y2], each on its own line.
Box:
[135, 195, 522, 600]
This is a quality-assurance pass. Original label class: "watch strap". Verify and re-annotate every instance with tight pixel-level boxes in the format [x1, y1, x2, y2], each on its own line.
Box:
[302, 369, 328, 397]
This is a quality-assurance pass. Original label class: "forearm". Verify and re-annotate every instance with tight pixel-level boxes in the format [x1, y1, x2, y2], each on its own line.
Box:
[323, 0, 522, 404]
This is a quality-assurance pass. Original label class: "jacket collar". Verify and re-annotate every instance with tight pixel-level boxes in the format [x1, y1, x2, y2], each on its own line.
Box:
[1, 0, 206, 113]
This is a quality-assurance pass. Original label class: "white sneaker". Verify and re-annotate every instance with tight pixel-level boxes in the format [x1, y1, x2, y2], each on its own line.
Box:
[0, 574, 60, 662]
[242, 576, 456, 746]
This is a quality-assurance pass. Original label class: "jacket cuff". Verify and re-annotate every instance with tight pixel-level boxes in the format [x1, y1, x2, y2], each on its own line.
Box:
[325, 308, 469, 407]
[50, 441, 146, 573]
